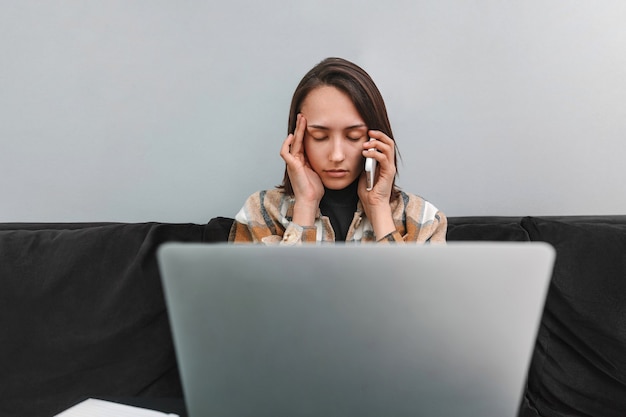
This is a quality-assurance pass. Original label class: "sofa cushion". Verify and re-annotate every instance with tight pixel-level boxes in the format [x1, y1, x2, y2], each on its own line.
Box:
[447, 217, 529, 241]
[0, 222, 208, 417]
[204, 216, 234, 242]
[521, 217, 626, 417]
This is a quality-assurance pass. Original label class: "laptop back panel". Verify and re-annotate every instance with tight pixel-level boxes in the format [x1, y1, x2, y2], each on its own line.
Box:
[158, 243, 554, 417]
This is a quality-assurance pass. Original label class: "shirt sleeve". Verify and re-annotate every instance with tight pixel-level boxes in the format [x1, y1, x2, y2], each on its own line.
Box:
[229, 219, 317, 245]
[280, 222, 318, 245]
[228, 219, 255, 243]
[228, 190, 318, 245]
[375, 194, 448, 244]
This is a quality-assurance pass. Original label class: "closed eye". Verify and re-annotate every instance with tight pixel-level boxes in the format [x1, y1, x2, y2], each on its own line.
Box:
[347, 135, 365, 142]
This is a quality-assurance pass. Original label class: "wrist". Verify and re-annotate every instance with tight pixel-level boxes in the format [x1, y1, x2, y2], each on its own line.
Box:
[368, 205, 395, 239]
[292, 200, 319, 227]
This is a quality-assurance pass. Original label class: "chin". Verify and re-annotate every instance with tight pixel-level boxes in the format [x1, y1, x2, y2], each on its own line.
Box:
[322, 178, 358, 191]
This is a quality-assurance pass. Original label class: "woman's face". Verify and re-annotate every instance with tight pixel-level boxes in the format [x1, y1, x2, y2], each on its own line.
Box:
[300, 86, 368, 190]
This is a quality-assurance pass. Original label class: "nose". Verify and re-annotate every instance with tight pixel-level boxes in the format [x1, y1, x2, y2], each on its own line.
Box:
[329, 137, 345, 162]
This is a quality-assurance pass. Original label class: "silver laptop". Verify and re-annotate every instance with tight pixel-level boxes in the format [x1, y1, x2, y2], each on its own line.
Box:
[157, 243, 554, 417]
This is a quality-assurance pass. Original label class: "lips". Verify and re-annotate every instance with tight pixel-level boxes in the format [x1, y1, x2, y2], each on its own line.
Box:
[324, 169, 349, 178]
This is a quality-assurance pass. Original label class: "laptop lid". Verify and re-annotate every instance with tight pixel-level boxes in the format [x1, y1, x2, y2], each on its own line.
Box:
[157, 243, 554, 417]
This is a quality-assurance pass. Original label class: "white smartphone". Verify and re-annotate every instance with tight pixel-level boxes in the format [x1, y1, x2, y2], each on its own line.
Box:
[364, 138, 377, 191]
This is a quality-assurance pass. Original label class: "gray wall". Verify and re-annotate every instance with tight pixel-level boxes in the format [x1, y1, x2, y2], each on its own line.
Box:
[2, 1, 625, 223]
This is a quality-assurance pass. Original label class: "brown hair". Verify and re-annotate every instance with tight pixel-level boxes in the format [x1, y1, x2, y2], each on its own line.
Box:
[280, 57, 400, 197]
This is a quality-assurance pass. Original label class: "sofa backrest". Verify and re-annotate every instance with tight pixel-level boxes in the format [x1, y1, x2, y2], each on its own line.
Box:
[0, 222, 212, 417]
[3, 215, 626, 417]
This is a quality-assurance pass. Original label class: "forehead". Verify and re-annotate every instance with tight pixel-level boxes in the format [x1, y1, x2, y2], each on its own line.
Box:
[300, 86, 364, 126]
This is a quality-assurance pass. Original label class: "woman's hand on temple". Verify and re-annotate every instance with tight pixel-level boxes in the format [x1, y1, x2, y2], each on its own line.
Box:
[280, 114, 324, 226]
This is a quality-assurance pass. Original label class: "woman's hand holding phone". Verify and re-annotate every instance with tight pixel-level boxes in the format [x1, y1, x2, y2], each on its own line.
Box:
[280, 113, 324, 226]
[359, 130, 397, 239]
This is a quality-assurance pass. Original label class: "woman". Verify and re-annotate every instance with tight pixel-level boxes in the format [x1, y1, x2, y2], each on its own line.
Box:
[229, 57, 446, 244]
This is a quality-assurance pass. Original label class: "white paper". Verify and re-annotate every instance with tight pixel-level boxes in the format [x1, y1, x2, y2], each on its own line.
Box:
[54, 398, 179, 417]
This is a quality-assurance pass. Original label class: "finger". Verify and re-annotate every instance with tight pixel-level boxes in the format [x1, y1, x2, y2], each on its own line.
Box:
[368, 131, 394, 156]
[362, 139, 392, 159]
[290, 114, 307, 156]
[367, 130, 393, 145]
[362, 148, 388, 169]
[363, 140, 396, 180]
[280, 133, 295, 161]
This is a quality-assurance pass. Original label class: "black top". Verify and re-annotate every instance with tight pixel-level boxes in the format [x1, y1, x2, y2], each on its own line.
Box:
[319, 179, 359, 241]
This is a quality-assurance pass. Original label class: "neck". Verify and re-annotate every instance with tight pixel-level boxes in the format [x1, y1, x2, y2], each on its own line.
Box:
[322, 179, 359, 205]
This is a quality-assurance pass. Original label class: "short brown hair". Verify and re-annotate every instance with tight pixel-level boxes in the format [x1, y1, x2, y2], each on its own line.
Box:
[280, 57, 400, 197]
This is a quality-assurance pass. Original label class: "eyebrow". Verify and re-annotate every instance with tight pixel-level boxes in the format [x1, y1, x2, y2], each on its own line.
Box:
[307, 123, 367, 131]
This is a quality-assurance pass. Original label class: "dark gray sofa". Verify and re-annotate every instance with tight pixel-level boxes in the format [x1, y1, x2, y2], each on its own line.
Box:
[1, 215, 625, 417]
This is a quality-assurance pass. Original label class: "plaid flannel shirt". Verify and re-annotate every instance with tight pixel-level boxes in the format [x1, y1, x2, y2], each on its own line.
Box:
[229, 189, 447, 245]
